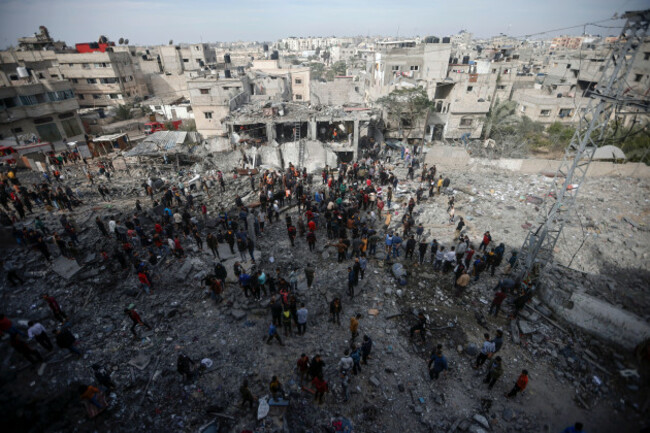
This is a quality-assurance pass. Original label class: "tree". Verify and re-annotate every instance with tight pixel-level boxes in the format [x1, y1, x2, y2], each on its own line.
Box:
[332, 61, 347, 77]
[114, 104, 133, 121]
[376, 87, 435, 140]
[310, 63, 325, 81]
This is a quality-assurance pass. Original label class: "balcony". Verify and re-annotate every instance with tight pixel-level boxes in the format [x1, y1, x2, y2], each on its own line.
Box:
[1, 98, 79, 122]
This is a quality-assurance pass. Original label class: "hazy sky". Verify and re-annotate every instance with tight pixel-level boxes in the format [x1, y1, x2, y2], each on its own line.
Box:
[0, 0, 645, 48]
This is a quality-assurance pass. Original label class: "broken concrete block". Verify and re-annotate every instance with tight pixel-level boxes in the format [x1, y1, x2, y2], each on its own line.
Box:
[231, 309, 246, 320]
[128, 354, 151, 371]
[472, 414, 489, 429]
[502, 408, 515, 422]
[51, 256, 81, 279]
[369, 376, 381, 387]
[368, 309, 379, 316]
[517, 319, 537, 335]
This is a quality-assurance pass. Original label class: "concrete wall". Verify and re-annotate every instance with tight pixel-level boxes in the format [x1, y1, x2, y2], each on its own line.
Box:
[310, 79, 364, 106]
[424, 145, 650, 179]
[540, 285, 650, 350]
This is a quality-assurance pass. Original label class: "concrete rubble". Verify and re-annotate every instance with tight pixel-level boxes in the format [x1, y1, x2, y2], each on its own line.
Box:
[0, 147, 648, 433]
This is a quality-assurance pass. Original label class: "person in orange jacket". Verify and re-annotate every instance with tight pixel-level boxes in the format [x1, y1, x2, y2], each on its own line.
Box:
[506, 369, 529, 398]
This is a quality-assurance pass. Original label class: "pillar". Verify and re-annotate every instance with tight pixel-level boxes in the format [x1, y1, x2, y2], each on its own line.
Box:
[309, 120, 317, 140]
[266, 122, 275, 144]
[353, 119, 359, 160]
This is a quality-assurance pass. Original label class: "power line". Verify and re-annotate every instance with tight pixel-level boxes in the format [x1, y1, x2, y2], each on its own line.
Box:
[510, 17, 620, 39]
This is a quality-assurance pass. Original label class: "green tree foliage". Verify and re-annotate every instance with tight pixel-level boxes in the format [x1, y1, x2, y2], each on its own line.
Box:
[310, 63, 325, 81]
[114, 104, 133, 121]
[332, 61, 347, 76]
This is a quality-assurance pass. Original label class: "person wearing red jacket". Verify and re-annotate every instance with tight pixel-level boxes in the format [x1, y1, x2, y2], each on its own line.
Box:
[125, 308, 152, 337]
[311, 375, 329, 404]
[43, 294, 67, 323]
[489, 289, 507, 317]
[138, 271, 152, 294]
[506, 369, 529, 398]
[308, 220, 316, 232]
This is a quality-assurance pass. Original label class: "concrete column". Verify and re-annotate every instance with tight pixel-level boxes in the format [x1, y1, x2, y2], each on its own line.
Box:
[353, 119, 359, 160]
[266, 122, 275, 143]
[309, 120, 317, 140]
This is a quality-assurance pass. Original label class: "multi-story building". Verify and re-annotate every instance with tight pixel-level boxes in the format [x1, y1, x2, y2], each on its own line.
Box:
[188, 74, 250, 137]
[550, 36, 584, 51]
[49, 49, 148, 107]
[367, 39, 452, 100]
[0, 77, 84, 143]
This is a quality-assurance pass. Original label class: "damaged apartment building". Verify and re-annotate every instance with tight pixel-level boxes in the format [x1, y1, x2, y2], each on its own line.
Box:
[186, 57, 379, 170]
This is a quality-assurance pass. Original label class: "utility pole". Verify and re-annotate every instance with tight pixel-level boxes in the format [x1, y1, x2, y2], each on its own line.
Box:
[515, 10, 650, 285]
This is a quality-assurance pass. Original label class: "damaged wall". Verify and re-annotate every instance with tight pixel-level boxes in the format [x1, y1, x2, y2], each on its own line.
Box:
[540, 283, 650, 350]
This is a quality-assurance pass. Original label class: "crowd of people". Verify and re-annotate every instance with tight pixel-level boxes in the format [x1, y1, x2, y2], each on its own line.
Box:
[0, 149, 583, 432]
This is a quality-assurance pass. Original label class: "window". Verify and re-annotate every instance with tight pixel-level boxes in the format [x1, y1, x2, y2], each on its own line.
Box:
[634, 74, 643, 82]
[204, 112, 213, 119]
[38, 72, 45, 79]
[644, 52, 650, 60]
[11, 127, 23, 133]
[295, 78, 302, 84]
[19, 95, 38, 106]
[497, 85, 506, 90]
[467, 86, 473, 91]
[200, 88, 209, 95]
[92, 94, 101, 99]
[459, 117, 473, 127]
[492, 68, 497, 73]
[295, 94, 303, 100]
[183, 59, 189, 63]
[58, 112, 75, 119]
[559, 108, 572, 117]
[109, 94, 120, 99]
[71, 78, 79, 83]
[391, 65, 400, 71]
[82, 63, 91, 69]
[87, 78, 97, 84]
[100, 78, 118, 84]
[540, 109, 551, 117]
[78, 94, 85, 99]
[410, 65, 419, 71]
[0, 97, 17, 109]
[154, 105, 162, 110]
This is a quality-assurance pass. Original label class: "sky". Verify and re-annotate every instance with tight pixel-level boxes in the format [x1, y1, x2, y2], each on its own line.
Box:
[0, 0, 646, 48]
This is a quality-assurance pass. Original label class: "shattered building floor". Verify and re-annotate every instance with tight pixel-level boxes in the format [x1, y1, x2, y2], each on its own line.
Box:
[0, 156, 649, 433]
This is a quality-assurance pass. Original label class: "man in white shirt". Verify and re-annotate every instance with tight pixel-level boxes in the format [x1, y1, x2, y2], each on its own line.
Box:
[28, 321, 53, 351]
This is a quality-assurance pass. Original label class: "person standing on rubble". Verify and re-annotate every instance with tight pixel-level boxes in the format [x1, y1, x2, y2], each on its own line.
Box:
[240, 379, 255, 409]
[349, 314, 360, 341]
[43, 294, 67, 323]
[483, 355, 504, 390]
[410, 312, 427, 343]
[55, 327, 82, 356]
[428, 344, 448, 380]
[474, 333, 496, 369]
[266, 322, 283, 345]
[330, 297, 342, 325]
[561, 422, 585, 433]
[125, 307, 152, 338]
[27, 321, 53, 351]
[177, 353, 197, 382]
[505, 369, 529, 398]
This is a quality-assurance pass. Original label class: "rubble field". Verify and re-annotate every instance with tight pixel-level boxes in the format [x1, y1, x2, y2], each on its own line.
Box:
[1, 156, 649, 433]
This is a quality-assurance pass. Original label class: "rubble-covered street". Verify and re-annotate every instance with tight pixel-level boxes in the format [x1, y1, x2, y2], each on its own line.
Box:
[0, 150, 649, 433]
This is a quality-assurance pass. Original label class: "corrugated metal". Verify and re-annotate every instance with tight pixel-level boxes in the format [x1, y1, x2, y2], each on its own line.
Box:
[123, 131, 194, 157]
